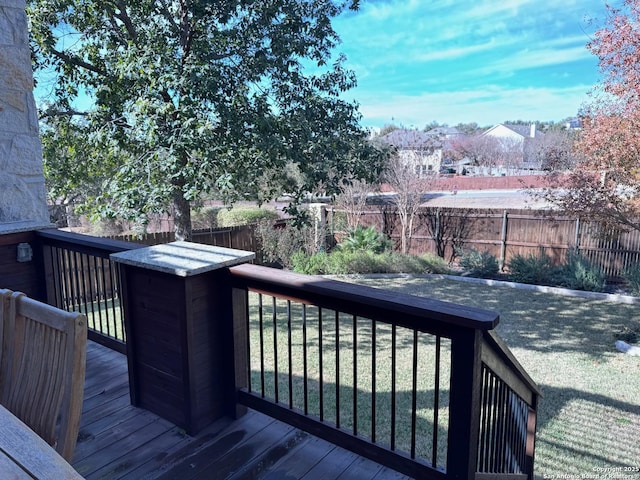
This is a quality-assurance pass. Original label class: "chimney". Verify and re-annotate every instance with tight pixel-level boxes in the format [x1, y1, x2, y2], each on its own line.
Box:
[0, 0, 50, 229]
[530, 123, 536, 138]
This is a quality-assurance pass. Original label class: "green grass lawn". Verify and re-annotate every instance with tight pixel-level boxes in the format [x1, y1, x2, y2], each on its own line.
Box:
[246, 298, 452, 468]
[339, 275, 640, 479]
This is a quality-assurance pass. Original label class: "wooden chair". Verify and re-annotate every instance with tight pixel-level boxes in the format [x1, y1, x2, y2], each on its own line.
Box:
[0, 288, 87, 462]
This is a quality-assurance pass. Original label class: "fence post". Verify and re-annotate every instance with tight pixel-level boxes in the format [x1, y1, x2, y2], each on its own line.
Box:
[500, 210, 508, 271]
[574, 218, 581, 253]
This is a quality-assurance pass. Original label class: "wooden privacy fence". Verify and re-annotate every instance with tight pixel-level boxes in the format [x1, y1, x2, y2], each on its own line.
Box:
[328, 207, 640, 280]
[107, 224, 259, 255]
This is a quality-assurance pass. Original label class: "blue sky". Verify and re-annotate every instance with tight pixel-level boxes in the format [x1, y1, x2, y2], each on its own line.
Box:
[331, 0, 613, 129]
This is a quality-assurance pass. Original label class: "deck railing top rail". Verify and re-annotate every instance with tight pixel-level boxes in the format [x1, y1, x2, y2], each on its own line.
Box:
[230, 263, 500, 332]
[36, 229, 144, 256]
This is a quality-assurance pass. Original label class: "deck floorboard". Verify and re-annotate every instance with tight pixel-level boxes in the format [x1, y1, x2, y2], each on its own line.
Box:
[72, 341, 413, 480]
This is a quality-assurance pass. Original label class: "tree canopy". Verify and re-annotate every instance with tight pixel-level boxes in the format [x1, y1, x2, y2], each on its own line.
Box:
[538, 0, 640, 233]
[30, 0, 382, 239]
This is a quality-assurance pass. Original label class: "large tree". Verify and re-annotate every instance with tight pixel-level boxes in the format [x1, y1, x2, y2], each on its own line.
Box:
[537, 0, 640, 233]
[29, 0, 381, 239]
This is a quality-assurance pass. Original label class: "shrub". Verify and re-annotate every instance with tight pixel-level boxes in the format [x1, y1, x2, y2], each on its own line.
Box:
[507, 251, 554, 285]
[257, 221, 315, 269]
[338, 226, 391, 254]
[217, 207, 279, 227]
[191, 206, 221, 229]
[459, 249, 499, 278]
[420, 253, 451, 274]
[554, 252, 606, 292]
[623, 263, 640, 295]
[292, 251, 331, 274]
[291, 251, 443, 275]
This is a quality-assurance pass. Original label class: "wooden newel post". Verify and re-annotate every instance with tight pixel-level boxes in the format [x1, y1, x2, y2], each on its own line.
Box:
[446, 328, 483, 479]
[111, 242, 254, 435]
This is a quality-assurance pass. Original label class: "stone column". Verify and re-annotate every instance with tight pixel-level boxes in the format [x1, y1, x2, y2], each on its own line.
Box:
[0, 0, 50, 228]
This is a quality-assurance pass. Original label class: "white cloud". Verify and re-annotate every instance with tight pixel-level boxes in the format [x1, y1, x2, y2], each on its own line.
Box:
[355, 85, 592, 127]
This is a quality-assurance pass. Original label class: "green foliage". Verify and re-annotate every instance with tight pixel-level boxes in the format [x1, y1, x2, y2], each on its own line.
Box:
[217, 207, 279, 227]
[338, 226, 391, 254]
[459, 249, 499, 278]
[256, 221, 316, 269]
[30, 0, 385, 238]
[191, 207, 221, 230]
[292, 250, 448, 275]
[419, 253, 451, 274]
[622, 263, 640, 295]
[292, 251, 332, 275]
[507, 251, 555, 285]
[553, 252, 606, 292]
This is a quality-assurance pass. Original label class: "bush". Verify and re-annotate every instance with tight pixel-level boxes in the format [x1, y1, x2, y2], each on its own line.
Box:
[554, 252, 606, 292]
[338, 226, 391, 254]
[419, 253, 451, 274]
[257, 221, 315, 269]
[292, 251, 331, 274]
[217, 207, 279, 227]
[191, 206, 221, 229]
[291, 251, 446, 275]
[623, 263, 640, 295]
[459, 249, 499, 278]
[507, 251, 554, 285]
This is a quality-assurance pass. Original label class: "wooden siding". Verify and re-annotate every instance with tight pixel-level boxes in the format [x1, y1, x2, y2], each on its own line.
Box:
[75, 341, 411, 479]
[0, 231, 43, 299]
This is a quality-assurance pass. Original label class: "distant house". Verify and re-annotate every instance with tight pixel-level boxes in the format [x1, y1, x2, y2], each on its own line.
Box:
[425, 126, 464, 139]
[380, 129, 443, 177]
[483, 123, 545, 169]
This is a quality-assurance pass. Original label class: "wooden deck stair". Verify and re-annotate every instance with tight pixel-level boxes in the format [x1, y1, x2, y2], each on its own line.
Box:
[73, 341, 412, 480]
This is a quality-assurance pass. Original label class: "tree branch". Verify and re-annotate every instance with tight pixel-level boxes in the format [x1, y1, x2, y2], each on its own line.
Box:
[49, 46, 108, 77]
[39, 109, 90, 120]
[115, 0, 138, 42]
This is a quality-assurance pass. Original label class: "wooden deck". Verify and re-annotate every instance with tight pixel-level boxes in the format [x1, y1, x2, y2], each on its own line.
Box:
[72, 341, 413, 480]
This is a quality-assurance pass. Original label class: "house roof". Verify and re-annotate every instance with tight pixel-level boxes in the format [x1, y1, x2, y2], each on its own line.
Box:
[380, 129, 440, 149]
[484, 123, 544, 139]
[425, 126, 463, 137]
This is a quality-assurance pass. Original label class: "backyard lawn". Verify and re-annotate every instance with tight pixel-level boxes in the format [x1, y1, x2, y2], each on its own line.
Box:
[343, 275, 640, 479]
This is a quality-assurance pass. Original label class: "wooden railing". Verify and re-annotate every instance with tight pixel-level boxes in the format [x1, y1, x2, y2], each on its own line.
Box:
[35, 229, 143, 353]
[31, 230, 540, 478]
[230, 264, 541, 480]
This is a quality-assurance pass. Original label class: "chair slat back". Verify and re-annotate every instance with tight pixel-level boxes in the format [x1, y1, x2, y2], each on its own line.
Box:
[0, 288, 87, 462]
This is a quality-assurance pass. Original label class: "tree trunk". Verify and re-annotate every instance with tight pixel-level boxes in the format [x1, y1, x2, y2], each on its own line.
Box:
[172, 188, 192, 241]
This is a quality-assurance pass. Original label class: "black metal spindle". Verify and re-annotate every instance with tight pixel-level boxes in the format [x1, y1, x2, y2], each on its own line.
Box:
[335, 310, 340, 429]
[74, 251, 85, 314]
[303, 304, 308, 415]
[272, 296, 279, 403]
[410, 330, 418, 459]
[287, 300, 293, 409]
[259, 294, 265, 396]
[47, 246, 61, 308]
[371, 319, 376, 443]
[246, 289, 252, 394]
[95, 256, 107, 335]
[432, 335, 441, 467]
[71, 251, 83, 313]
[319, 307, 324, 422]
[85, 255, 98, 330]
[112, 262, 125, 342]
[391, 324, 396, 451]
[353, 314, 358, 436]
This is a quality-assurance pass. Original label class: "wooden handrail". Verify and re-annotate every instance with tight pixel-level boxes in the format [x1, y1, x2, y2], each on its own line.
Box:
[230, 263, 499, 333]
[482, 330, 542, 403]
[36, 229, 144, 256]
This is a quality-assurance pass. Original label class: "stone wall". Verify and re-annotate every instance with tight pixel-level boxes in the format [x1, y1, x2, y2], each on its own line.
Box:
[0, 0, 49, 226]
